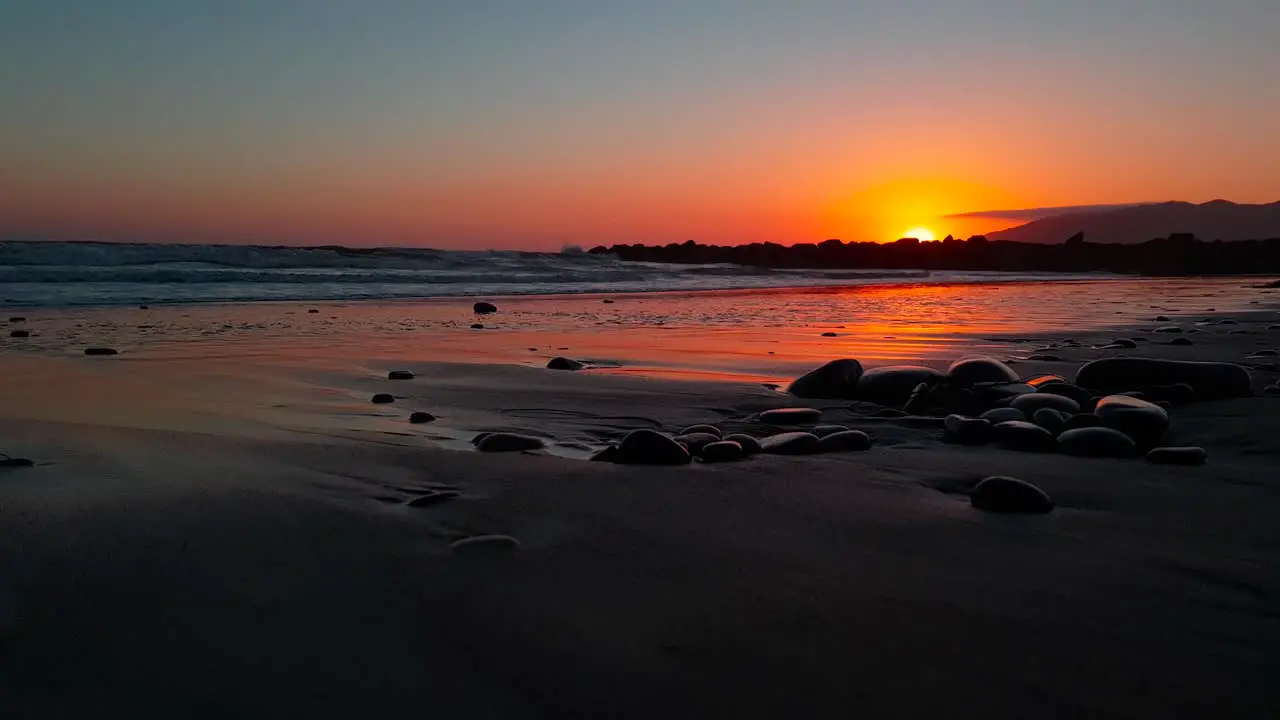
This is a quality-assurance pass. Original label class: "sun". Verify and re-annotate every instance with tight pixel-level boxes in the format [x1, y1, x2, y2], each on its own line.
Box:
[902, 226, 937, 242]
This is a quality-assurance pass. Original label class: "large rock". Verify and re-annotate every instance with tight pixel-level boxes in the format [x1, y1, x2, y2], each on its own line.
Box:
[970, 476, 1054, 514]
[473, 301, 498, 314]
[759, 407, 822, 424]
[1075, 358, 1252, 399]
[723, 434, 762, 456]
[947, 355, 1020, 385]
[615, 429, 691, 465]
[1011, 393, 1080, 415]
[759, 432, 822, 455]
[547, 357, 585, 371]
[1146, 446, 1208, 466]
[818, 430, 872, 453]
[855, 365, 945, 408]
[1093, 395, 1170, 448]
[1058, 427, 1137, 458]
[787, 359, 864, 399]
[993, 421, 1057, 452]
[476, 433, 545, 452]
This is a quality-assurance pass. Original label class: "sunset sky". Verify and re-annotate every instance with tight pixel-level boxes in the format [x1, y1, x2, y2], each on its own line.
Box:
[2, 1, 1277, 250]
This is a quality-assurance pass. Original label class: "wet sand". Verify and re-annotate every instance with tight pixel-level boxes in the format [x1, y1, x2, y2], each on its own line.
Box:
[2, 280, 1280, 717]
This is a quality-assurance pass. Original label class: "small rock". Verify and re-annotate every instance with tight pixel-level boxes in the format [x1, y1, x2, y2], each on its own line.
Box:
[307, 309, 319, 313]
[1107, 338, 1138, 349]
[470, 323, 484, 329]
[547, 357, 585, 371]
[944, 415, 993, 445]
[681, 424, 722, 438]
[1154, 315, 1171, 322]
[409, 411, 436, 424]
[615, 429, 692, 465]
[8, 316, 25, 323]
[1146, 446, 1208, 466]
[139, 305, 149, 310]
[1217, 319, 1238, 325]
[1058, 427, 1137, 458]
[812, 424, 850, 438]
[371, 393, 395, 404]
[1130, 337, 1148, 342]
[1026, 354, 1062, 362]
[818, 430, 872, 453]
[1153, 326, 1183, 333]
[970, 476, 1054, 514]
[1034, 382, 1095, 410]
[473, 302, 498, 314]
[1094, 395, 1170, 448]
[722, 433, 762, 456]
[699, 441, 745, 463]
[1031, 408, 1069, 436]
[1170, 337, 1193, 346]
[673, 432, 720, 454]
[83, 347, 118, 356]
[980, 407, 1026, 424]
[388, 370, 415, 380]
[476, 433, 545, 452]
[450, 534, 520, 558]
[759, 407, 822, 424]
[9, 330, 28, 338]
[1011, 393, 1080, 415]
[947, 355, 1020, 385]
[602, 299, 615, 304]
[787, 358, 864, 399]
[759, 432, 822, 455]
[470, 432, 493, 445]
[1063, 413, 1103, 431]
[993, 421, 1057, 452]
[821, 332, 838, 337]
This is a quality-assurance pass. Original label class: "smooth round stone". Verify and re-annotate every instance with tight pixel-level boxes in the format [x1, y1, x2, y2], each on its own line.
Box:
[1011, 393, 1080, 415]
[470, 323, 485, 329]
[615, 429, 692, 465]
[388, 370, 415, 380]
[1153, 315, 1171, 322]
[759, 407, 822, 424]
[476, 433, 545, 452]
[698, 440, 745, 463]
[546, 357, 585, 371]
[818, 430, 872, 453]
[1094, 395, 1170, 448]
[408, 411, 436, 424]
[947, 355, 1020, 385]
[473, 302, 498, 314]
[812, 424, 850, 438]
[83, 347, 118, 356]
[450, 534, 520, 558]
[1076, 358, 1251, 399]
[1146, 446, 1208, 466]
[821, 332, 838, 337]
[681, 424, 722, 438]
[906, 383, 982, 416]
[307, 308, 319, 313]
[993, 421, 1057, 452]
[970, 476, 1054, 514]
[1170, 337, 1193, 346]
[1035, 382, 1095, 409]
[722, 433, 762, 456]
[371, 393, 395, 404]
[1107, 338, 1138, 349]
[1023, 374, 1069, 388]
[1031, 408, 1069, 436]
[1058, 427, 1137, 458]
[8, 317, 26, 322]
[673, 432, 720, 454]
[1063, 413, 1104, 431]
[944, 415, 993, 445]
[759, 432, 822, 455]
[9, 330, 29, 338]
[1153, 326, 1183, 333]
[786, 358, 864, 399]
[855, 365, 945, 408]
[980, 407, 1026, 424]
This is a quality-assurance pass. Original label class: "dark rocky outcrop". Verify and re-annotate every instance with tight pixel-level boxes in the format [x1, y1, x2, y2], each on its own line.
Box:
[1076, 358, 1252, 399]
[786, 358, 864, 399]
[970, 476, 1054, 514]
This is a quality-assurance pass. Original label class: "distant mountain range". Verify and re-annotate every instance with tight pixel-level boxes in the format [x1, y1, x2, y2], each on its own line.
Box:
[985, 200, 1280, 244]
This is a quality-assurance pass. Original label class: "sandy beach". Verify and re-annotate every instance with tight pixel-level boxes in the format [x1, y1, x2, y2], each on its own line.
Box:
[3, 280, 1280, 718]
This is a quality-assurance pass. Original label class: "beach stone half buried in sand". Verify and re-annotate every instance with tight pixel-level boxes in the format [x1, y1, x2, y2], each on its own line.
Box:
[673, 432, 720, 454]
[723, 433, 762, 456]
[1011, 392, 1080, 415]
[1058, 427, 1137, 458]
[450, 534, 520, 559]
[1146, 446, 1208, 466]
[1170, 337, 1193, 346]
[546, 357, 585, 371]
[1107, 338, 1138, 349]
[980, 407, 1025, 424]
[699, 440, 745, 463]
[681, 424, 722, 438]
[786, 358, 864, 399]
[947, 355, 1020, 385]
[476, 433, 545, 452]
[812, 424, 850, 438]
[615, 429, 692, 465]
[993, 421, 1057, 452]
[760, 432, 822, 455]
[944, 415, 994, 445]
[1031, 408, 1069, 436]
[970, 476, 1054, 514]
[473, 301, 498, 314]
[388, 370, 415, 380]
[759, 407, 822, 424]
[1035, 382, 1095, 410]
[371, 393, 395, 404]
[409, 411, 436, 424]
[84, 347, 118, 356]
[819, 430, 872, 453]
[1075, 357, 1251, 399]
[855, 365, 945, 408]
[1093, 395, 1169, 448]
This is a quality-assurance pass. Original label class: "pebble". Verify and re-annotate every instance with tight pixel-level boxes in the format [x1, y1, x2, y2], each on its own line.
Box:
[1145, 446, 1208, 466]
[759, 432, 822, 455]
[83, 348, 119, 356]
[759, 407, 822, 424]
[1058, 427, 1137, 458]
[473, 302, 498, 314]
[476, 433, 545, 452]
[470, 323, 484, 329]
[1011, 393, 1081, 415]
[546, 357, 585, 371]
[812, 424, 850, 438]
[944, 415, 993, 445]
[970, 476, 1054, 514]
[673, 432, 720, 454]
[993, 421, 1057, 452]
[821, 332, 838, 337]
[699, 440, 745, 463]
[980, 407, 1026, 424]
[450, 534, 520, 558]
[681, 424, 722, 438]
[1031, 408, 1069, 435]
[818, 430, 872, 453]
[856, 365, 945, 408]
[409, 411, 436, 424]
[387, 370, 415, 380]
[787, 358, 864, 399]
[371, 393, 395, 404]
[722, 433, 762, 456]
[946, 355, 1020, 385]
[1094, 395, 1170, 448]
[615, 429, 692, 465]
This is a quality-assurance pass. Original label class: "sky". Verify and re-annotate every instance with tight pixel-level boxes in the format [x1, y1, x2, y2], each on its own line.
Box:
[2, 1, 1278, 249]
